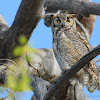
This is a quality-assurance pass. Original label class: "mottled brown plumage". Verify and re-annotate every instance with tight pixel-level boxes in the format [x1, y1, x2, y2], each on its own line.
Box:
[51, 13, 100, 92]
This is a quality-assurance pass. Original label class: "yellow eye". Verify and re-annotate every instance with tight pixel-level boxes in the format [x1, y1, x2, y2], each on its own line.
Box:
[57, 20, 61, 22]
[67, 20, 70, 23]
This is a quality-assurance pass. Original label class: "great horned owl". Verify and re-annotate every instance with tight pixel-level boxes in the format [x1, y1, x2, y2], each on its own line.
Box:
[51, 13, 100, 92]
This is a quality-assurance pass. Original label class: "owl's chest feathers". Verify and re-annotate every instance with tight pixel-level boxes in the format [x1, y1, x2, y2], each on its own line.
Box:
[52, 28, 90, 69]
[53, 28, 75, 51]
[53, 30, 67, 53]
[53, 28, 89, 56]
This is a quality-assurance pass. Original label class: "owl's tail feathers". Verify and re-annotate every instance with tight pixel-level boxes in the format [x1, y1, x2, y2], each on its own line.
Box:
[86, 78, 100, 93]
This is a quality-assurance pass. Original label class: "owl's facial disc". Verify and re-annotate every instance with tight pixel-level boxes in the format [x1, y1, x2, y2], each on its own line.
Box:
[52, 14, 75, 28]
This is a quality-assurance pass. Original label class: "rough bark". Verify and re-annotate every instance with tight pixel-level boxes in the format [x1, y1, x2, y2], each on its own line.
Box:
[44, 0, 100, 16]
[0, 0, 45, 58]
[31, 76, 51, 100]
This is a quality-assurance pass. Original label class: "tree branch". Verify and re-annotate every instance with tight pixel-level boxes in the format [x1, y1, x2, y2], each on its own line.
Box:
[0, 0, 45, 58]
[31, 76, 51, 100]
[44, 0, 100, 16]
[0, 15, 9, 37]
[75, 18, 89, 41]
[43, 44, 100, 100]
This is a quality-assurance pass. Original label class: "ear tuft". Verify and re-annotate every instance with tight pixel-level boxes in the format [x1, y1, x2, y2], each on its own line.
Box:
[53, 14, 57, 18]
[70, 14, 77, 18]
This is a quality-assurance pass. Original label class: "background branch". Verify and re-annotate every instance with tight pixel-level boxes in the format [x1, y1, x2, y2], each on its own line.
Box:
[44, 0, 100, 16]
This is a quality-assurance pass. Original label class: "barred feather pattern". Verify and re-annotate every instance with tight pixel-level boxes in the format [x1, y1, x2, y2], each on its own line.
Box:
[52, 14, 100, 92]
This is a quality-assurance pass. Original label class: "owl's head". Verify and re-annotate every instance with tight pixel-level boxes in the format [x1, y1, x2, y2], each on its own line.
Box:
[51, 14, 76, 30]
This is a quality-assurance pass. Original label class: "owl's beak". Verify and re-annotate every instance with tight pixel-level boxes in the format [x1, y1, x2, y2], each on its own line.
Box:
[61, 23, 65, 28]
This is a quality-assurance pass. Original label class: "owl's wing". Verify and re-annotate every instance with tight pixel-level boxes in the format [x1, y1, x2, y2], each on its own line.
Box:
[76, 31, 91, 51]
[73, 30, 100, 92]
[75, 31, 99, 73]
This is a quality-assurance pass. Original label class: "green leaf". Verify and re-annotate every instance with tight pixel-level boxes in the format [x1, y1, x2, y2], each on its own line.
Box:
[6, 75, 18, 91]
[26, 55, 31, 64]
[19, 35, 28, 45]
[13, 46, 23, 57]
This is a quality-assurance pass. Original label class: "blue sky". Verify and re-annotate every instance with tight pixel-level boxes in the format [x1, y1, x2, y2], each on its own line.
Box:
[0, 0, 100, 100]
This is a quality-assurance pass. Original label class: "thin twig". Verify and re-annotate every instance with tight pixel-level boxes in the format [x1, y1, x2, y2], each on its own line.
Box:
[2, 88, 15, 100]
[95, 58, 100, 62]
[75, 18, 89, 41]
[0, 59, 20, 75]
[0, 59, 18, 67]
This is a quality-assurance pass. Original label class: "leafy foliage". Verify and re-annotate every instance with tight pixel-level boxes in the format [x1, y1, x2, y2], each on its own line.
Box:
[0, 35, 35, 100]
